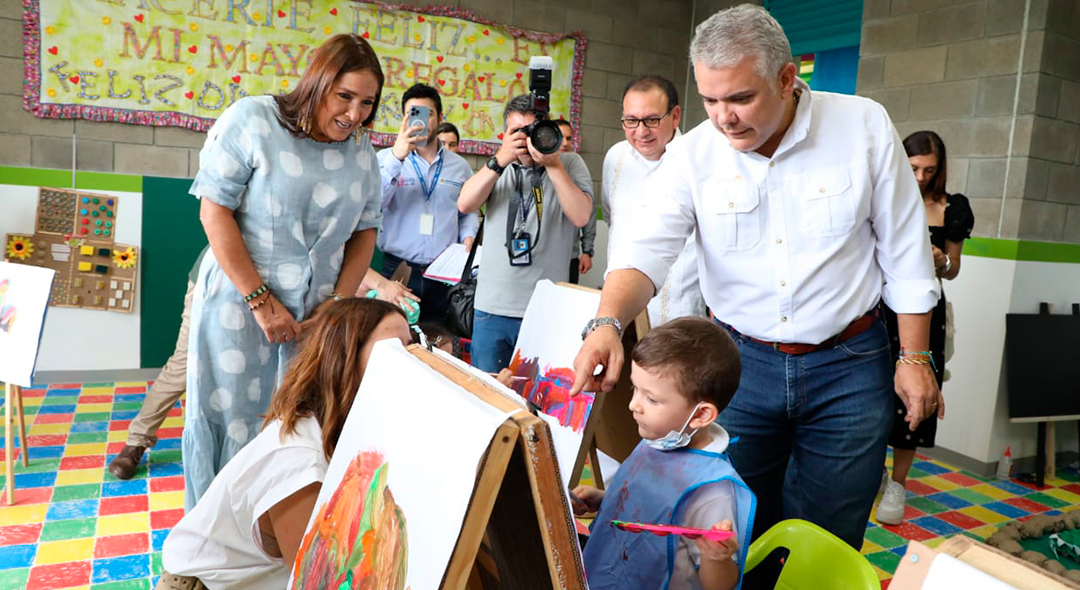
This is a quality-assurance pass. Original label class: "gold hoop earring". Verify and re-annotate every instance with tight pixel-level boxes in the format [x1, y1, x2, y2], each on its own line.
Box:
[299, 114, 311, 135]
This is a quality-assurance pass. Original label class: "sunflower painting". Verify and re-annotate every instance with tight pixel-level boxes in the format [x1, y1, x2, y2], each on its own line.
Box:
[113, 247, 137, 269]
[5, 236, 33, 261]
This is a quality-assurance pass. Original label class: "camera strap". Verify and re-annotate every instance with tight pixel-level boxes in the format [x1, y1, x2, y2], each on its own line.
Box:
[506, 165, 545, 259]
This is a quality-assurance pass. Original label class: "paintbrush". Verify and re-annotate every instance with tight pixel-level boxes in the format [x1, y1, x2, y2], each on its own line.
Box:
[487, 372, 529, 382]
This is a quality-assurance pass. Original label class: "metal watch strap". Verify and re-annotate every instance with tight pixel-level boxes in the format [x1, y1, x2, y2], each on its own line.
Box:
[582, 316, 623, 340]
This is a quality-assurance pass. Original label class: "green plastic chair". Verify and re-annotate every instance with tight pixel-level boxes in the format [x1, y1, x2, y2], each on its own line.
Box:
[743, 519, 881, 590]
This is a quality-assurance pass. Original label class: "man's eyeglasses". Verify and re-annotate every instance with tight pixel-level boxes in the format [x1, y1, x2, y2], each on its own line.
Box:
[620, 109, 673, 129]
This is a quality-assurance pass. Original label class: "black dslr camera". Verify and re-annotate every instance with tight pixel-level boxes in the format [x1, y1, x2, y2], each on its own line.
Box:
[515, 56, 563, 155]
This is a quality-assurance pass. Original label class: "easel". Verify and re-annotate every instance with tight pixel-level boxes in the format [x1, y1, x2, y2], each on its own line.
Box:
[0, 261, 55, 505]
[556, 282, 652, 490]
[411, 346, 586, 589]
[3, 381, 30, 505]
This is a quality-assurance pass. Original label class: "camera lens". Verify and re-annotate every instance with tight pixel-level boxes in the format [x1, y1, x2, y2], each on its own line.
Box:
[530, 120, 563, 155]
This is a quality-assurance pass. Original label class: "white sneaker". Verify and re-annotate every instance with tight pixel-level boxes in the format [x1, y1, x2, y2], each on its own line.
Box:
[877, 479, 906, 525]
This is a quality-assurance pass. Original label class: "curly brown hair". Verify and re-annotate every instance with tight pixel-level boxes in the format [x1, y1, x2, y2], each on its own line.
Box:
[263, 298, 406, 459]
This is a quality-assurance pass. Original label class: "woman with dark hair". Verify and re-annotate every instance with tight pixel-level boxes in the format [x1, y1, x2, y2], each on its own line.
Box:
[876, 130, 974, 525]
[182, 34, 385, 511]
[161, 298, 412, 590]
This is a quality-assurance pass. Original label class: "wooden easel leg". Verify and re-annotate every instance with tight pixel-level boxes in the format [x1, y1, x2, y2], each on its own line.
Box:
[13, 385, 27, 468]
[467, 561, 484, 590]
[589, 443, 604, 491]
[4, 382, 14, 505]
[1036, 421, 1046, 489]
[1046, 422, 1056, 482]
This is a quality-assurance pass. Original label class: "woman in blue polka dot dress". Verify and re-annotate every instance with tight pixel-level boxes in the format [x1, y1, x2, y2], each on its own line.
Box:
[183, 34, 385, 510]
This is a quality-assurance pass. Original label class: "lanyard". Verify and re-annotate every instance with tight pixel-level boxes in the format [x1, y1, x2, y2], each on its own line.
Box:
[506, 166, 545, 259]
[514, 166, 544, 230]
[408, 153, 443, 203]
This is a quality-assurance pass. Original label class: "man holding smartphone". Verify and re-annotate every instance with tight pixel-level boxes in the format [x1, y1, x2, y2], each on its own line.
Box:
[458, 94, 594, 372]
[373, 83, 478, 322]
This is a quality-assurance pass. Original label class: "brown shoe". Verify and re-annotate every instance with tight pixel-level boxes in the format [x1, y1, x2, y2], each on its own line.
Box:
[108, 445, 146, 480]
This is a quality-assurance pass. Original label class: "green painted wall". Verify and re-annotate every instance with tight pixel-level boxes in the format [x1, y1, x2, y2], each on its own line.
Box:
[139, 176, 206, 369]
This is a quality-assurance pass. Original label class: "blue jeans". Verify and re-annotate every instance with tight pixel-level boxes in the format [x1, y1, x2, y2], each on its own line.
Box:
[717, 320, 893, 549]
[470, 310, 523, 373]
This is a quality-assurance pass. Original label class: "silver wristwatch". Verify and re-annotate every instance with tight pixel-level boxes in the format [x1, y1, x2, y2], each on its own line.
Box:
[581, 316, 623, 340]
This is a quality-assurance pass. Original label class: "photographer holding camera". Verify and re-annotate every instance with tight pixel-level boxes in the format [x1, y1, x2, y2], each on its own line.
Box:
[458, 80, 594, 372]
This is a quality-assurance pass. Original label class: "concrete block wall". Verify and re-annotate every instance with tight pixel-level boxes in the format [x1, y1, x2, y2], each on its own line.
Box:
[0, 0, 696, 200]
[1033, 0, 1080, 240]
[859, 0, 1080, 244]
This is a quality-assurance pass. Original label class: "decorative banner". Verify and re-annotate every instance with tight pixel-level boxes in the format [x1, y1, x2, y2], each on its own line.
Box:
[23, 0, 587, 154]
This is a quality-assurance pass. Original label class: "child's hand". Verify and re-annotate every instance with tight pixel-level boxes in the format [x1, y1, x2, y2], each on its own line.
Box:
[571, 485, 604, 516]
[495, 369, 515, 388]
[695, 520, 738, 563]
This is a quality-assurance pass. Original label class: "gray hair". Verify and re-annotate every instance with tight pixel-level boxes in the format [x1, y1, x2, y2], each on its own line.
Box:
[689, 4, 793, 81]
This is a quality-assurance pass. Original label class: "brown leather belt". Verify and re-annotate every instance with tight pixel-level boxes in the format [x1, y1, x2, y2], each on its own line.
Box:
[719, 308, 881, 355]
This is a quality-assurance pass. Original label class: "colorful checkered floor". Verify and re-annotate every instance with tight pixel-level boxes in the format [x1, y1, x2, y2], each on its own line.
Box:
[868, 453, 1080, 587]
[0, 381, 1078, 588]
[0, 382, 183, 590]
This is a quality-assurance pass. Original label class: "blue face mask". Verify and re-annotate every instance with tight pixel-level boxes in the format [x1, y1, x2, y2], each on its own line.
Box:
[644, 403, 703, 451]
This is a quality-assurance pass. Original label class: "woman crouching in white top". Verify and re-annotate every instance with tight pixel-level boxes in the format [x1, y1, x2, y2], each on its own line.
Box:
[158, 298, 412, 590]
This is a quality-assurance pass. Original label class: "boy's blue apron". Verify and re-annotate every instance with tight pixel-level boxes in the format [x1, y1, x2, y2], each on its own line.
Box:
[583, 440, 757, 590]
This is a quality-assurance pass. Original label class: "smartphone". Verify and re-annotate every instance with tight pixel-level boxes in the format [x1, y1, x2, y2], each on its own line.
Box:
[407, 105, 430, 147]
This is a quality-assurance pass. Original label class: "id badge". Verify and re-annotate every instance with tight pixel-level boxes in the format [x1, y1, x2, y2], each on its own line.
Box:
[510, 231, 532, 266]
[419, 213, 435, 236]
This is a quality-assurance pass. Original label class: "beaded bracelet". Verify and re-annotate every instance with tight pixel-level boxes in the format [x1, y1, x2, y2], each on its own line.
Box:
[244, 284, 267, 303]
[249, 295, 270, 311]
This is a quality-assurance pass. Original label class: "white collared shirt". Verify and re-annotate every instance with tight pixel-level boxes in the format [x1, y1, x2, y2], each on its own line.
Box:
[608, 80, 939, 344]
[602, 137, 705, 327]
[376, 144, 478, 265]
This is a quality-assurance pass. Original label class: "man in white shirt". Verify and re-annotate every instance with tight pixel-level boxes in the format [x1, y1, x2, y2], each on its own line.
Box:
[571, 5, 941, 550]
[602, 74, 705, 326]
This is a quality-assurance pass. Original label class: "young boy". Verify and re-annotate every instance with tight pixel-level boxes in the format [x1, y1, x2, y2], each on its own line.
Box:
[573, 317, 754, 590]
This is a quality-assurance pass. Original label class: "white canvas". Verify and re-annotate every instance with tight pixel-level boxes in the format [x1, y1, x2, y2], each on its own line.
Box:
[509, 280, 601, 489]
[290, 339, 515, 589]
[0, 261, 56, 387]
